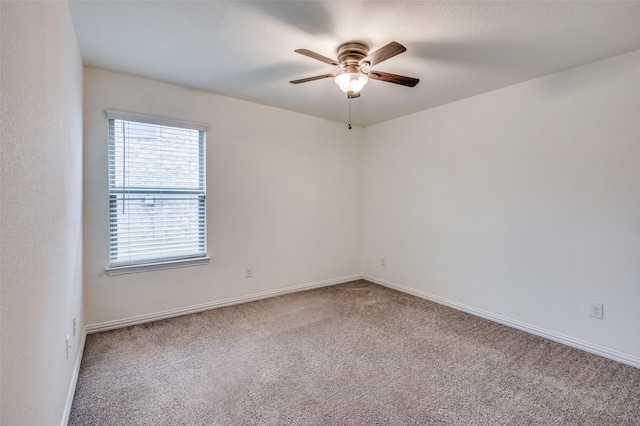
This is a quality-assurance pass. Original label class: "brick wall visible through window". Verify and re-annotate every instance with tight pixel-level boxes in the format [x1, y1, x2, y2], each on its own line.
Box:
[107, 111, 207, 268]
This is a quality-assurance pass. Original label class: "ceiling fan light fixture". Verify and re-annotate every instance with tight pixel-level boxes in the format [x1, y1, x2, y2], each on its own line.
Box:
[292, 41, 418, 96]
[335, 72, 368, 94]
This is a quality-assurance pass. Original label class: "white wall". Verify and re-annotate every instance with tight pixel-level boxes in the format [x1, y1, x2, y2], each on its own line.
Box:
[363, 49, 640, 360]
[0, 2, 84, 424]
[84, 68, 362, 325]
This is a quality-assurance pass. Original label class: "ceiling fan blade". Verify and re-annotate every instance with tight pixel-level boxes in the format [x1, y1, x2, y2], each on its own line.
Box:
[290, 73, 337, 84]
[294, 49, 340, 67]
[360, 41, 406, 67]
[368, 71, 419, 87]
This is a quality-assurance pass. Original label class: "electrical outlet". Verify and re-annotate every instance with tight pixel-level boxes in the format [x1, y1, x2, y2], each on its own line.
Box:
[72, 317, 77, 336]
[245, 266, 253, 278]
[380, 257, 386, 266]
[589, 302, 604, 319]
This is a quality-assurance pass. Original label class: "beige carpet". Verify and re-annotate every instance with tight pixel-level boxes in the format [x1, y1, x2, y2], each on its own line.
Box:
[69, 280, 640, 425]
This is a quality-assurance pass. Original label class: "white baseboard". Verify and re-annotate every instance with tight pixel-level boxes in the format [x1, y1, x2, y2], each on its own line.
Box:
[86, 274, 363, 334]
[364, 274, 640, 369]
[61, 328, 87, 426]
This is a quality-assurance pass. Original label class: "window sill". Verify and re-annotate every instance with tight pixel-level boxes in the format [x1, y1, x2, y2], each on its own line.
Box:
[105, 256, 210, 276]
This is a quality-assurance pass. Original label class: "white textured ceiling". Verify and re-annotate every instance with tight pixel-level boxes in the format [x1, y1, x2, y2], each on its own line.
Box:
[68, 1, 640, 127]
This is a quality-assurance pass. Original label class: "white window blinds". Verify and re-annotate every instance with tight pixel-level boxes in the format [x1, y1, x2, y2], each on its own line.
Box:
[107, 110, 207, 267]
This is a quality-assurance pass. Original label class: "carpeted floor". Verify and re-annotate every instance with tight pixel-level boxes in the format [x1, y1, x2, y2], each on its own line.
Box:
[69, 280, 640, 425]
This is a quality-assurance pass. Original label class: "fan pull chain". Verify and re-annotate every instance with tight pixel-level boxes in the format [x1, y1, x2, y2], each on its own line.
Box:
[348, 98, 352, 130]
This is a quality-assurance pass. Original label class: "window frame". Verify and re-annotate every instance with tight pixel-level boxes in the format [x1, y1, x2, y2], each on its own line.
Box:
[104, 109, 209, 276]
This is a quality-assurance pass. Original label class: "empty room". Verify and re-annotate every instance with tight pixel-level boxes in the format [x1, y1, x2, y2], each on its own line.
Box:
[2, 1, 640, 424]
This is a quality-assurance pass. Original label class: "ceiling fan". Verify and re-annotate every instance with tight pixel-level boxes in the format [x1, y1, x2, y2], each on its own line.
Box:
[290, 41, 419, 98]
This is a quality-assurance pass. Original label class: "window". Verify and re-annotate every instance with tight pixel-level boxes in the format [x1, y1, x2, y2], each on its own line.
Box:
[106, 110, 208, 274]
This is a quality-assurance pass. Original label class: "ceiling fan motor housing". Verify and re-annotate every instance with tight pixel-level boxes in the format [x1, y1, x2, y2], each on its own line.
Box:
[337, 42, 369, 68]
